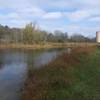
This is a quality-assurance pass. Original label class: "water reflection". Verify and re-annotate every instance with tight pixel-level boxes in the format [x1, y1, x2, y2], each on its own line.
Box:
[33, 51, 58, 67]
[0, 48, 65, 100]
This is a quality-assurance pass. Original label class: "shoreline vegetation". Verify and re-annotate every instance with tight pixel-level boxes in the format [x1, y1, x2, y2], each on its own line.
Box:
[0, 23, 96, 48]
[0, 43, 99, 49]
[21, 46, 100, 100]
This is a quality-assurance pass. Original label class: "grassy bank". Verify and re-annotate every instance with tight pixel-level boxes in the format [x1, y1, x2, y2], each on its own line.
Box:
[0, 42, 98, 50]
[21, 46, 100, 100]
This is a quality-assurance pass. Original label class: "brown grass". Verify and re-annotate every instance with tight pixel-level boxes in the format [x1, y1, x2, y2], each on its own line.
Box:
[21, 46, 96, 100]
[0, 43, 98, 50]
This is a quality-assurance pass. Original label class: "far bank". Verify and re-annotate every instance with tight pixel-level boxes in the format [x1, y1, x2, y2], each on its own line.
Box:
[0, 42, 99, 50]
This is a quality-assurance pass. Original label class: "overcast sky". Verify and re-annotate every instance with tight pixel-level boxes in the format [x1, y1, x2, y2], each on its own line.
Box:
[0, 0, 100, 37]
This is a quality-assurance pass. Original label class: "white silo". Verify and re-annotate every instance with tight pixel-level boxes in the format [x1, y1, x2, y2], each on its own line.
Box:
[96, 32, 100, 43]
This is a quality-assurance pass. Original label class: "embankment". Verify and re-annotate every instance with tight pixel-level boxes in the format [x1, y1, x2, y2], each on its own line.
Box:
[21, 46, 100, 100]
[0, 43, 98, 49]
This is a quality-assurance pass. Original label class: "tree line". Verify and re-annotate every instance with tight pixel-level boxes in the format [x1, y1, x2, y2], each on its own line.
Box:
[0, 23, 95, 44]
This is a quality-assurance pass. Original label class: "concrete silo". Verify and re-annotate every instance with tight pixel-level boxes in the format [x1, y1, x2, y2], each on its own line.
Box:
[96, 32, 100, 43]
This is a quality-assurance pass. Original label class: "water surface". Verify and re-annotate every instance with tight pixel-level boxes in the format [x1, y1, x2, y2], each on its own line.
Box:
[0, 48, 65, 100]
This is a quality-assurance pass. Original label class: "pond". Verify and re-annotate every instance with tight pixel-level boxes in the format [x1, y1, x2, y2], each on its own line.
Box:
[0, 48, 66, 100]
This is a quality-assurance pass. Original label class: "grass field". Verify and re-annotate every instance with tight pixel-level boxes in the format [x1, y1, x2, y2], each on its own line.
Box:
[21, 46, 100, 100]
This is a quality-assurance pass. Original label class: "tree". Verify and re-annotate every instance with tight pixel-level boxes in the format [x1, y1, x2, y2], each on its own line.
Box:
[54, 30, 68, 42]
[23, 22, 48, 44]
[63, 32, 68, 42]
[11, 28, 22, 43]
[0, 23, 95, 44]
[70, 34, 87, 42]
[23, 23, 35, 44]
[35, 30, 47, 43]
[47, 33, 55, 42]
[0, 25, 12, 43]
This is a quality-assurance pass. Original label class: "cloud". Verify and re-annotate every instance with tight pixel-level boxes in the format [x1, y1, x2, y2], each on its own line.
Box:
[0, 0, 30, 9]
[88, 16, 100, 22]
[43, 12, 62, 19]
[64, 10, 90, 21]
[0, 0, 100, 36]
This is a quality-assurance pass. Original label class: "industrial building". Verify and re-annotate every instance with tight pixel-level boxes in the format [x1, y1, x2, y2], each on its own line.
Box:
[96, 32, 100, 43]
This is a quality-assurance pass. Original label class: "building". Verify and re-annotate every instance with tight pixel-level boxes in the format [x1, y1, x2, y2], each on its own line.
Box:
[96, 31, 100, 43]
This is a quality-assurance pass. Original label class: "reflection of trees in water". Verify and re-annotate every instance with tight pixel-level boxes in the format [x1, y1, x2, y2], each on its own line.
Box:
[25, 49, 57, 77]
[0, 50, 4, 69]
[0, 61, 3, 69]
[24, 50, 42, 77]
[25, 50, 42, 65]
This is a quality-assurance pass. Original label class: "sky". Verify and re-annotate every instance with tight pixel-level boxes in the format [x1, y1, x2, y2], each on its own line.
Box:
[0, 0, 100, 37]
